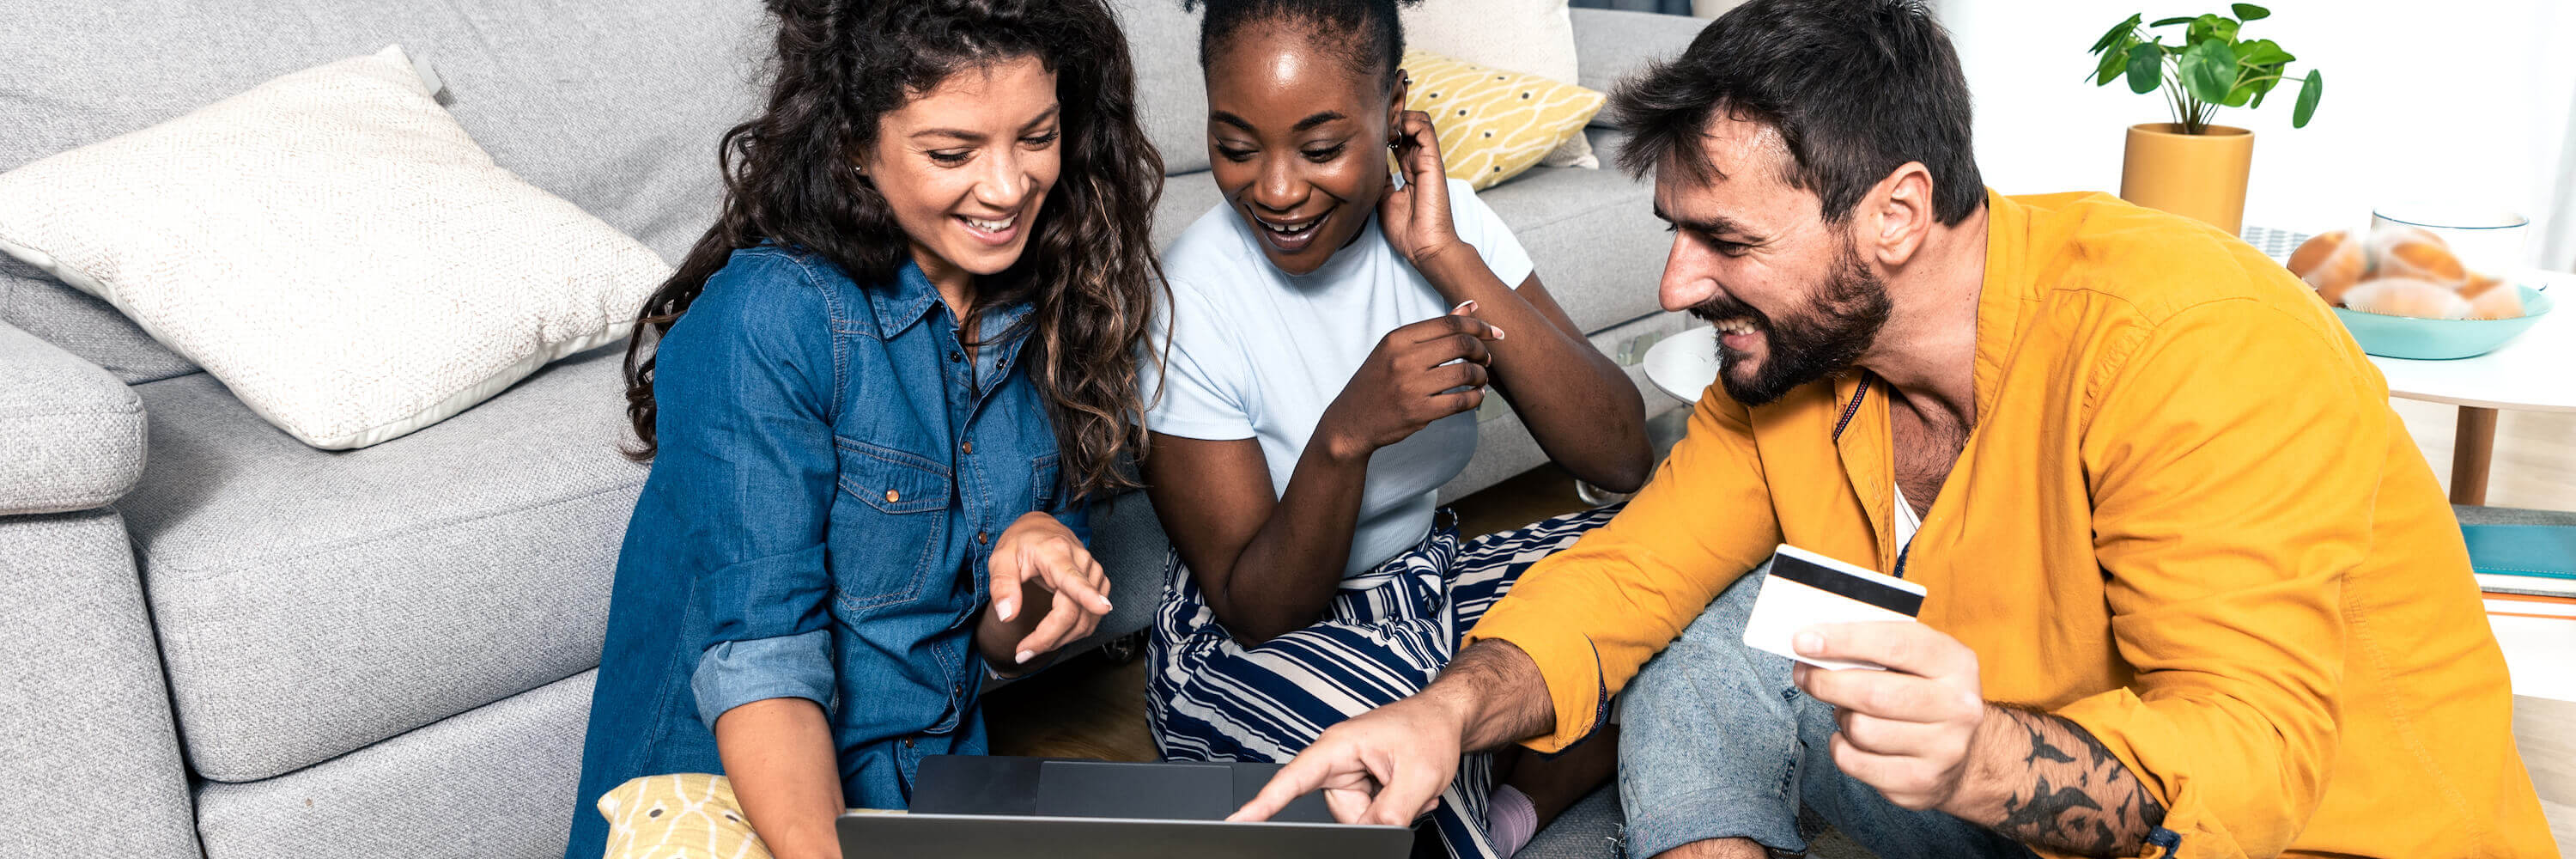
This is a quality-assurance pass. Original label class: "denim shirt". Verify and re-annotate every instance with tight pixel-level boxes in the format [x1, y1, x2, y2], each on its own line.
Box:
[567, 247, 1082, 858]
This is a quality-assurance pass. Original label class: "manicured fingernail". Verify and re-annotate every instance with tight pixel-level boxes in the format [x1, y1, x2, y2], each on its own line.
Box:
[1491, 326, 1507, 341]
[995, 599, 1015, 622]
[1794, 632, 1822, 655]
[1016, 649, 1036, 664]
[1452, 300, 1477, 314]
[1097, 597, 1115, 612]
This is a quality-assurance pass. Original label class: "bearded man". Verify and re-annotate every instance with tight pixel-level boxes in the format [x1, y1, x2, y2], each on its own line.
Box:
[1229, 1, 2555, 856]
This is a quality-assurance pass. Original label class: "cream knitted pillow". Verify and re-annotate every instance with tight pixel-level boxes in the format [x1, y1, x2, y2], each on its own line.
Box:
[1403, 0, 1598, 169]
[0, 46, 668, 449]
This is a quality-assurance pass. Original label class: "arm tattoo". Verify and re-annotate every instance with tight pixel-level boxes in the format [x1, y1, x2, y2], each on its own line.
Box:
[1980, 707, 2167, 857]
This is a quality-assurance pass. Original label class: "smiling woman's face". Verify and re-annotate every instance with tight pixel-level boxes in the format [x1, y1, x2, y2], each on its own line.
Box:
[862, 54, 1063, 290]
[1204, 27, 1399, 276]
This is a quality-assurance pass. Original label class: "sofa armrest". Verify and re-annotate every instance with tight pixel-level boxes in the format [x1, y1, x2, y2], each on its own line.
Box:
[0, 319, 146, 515]
[1571, 8, 1719, 110]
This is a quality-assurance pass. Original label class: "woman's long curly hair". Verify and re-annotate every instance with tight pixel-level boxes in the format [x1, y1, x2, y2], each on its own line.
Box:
[623, 0, 1166, 503]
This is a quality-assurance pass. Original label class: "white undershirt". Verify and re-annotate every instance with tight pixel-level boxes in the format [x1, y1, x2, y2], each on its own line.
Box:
[1893, 480, 1923, 556]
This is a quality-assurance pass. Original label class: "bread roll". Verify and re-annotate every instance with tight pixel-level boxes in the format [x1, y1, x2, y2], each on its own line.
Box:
[2467, 285, 2525, 320]
[2295, 230, 2368, 305]
[2370, 226, 2468, 287]
[2287, 230, 2347, 277]
[2344, 277, 2473, 320]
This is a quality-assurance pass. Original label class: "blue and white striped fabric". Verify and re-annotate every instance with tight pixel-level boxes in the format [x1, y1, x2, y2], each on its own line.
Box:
[1148, 504, 1625, 859]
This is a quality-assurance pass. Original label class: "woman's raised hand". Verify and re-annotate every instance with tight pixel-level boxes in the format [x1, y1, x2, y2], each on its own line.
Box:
[984, 512, 1113, 667]
[1315, 305, 1505, 462]
[1377, 109, 1463, 269]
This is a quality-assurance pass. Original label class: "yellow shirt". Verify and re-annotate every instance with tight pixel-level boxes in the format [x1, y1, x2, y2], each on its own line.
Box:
[1466, 191, 2554, 859]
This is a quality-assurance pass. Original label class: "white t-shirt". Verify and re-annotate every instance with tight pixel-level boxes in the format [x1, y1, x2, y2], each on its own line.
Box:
[1141, 178, 1536, 576]
[1893, 479, 1922, 556]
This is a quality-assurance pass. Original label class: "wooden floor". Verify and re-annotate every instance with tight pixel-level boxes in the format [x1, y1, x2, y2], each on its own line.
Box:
[989, 406, 2576, 851]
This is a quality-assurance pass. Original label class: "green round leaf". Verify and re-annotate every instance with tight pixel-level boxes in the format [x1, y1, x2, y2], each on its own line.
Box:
[2125, 42, 2165, 94]
[2293, 69, 2323, 127]
[2181, 40, 2236, 103]
[2241, 39, 2294, 65]
[2233, 3, 2272, 21]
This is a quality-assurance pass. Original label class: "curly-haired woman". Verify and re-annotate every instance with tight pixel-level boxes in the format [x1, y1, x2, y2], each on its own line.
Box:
[562, 2, 1164, 857]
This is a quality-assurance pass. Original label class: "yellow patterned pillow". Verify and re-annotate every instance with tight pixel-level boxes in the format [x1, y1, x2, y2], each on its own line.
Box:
[1401, 49, 1605, 190]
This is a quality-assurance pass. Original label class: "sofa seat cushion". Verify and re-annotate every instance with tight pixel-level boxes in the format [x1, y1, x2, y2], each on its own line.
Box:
[120, 347, 643, 782]
[193, 669, 594, 859]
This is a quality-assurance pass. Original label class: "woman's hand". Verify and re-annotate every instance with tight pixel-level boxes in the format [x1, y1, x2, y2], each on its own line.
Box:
[1378, 109, 1465, 269]
[1315, 309, 1504, 462]
[980, 512, 1112, 672]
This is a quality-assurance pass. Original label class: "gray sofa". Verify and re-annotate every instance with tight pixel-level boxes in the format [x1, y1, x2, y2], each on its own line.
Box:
[0, 3, 1707, 857]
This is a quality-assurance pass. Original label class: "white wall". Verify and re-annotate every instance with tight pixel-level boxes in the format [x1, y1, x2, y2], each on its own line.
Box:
[1937, 0, 2576, 267]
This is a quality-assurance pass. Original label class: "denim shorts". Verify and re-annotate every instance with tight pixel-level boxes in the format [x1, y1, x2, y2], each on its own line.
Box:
[1615, 565, 2038, 859]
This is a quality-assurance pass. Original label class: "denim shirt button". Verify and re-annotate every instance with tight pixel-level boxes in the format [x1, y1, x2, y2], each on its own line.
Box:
[902, 737, 914, 748]
[884, 489, 900, 503]
[948, 350, 963, 362]
[976, 531, 990, 545]
[962, 441, 974, 455]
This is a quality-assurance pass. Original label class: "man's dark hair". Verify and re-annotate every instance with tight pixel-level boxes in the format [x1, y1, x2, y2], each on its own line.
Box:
[1613, 0, 1983, 225]
[1184, 0, 1425, 88]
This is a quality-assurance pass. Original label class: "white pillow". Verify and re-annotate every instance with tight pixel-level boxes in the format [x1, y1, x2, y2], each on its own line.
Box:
[1403, 0, 1598, 169]
[0, 45, 668, 449]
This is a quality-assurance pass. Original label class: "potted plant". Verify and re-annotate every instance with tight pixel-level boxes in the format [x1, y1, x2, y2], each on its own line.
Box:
[2086, 4, 2324, 234]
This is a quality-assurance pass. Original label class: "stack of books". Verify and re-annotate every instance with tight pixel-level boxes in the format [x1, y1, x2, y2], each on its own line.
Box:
[2467, 523, 2575, 702]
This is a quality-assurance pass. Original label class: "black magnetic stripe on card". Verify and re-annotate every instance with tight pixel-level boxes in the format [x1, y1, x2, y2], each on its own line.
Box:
[1771, 554, 1923, 617]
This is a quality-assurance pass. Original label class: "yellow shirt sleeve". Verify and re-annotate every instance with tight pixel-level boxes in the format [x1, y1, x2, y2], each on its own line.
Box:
[2055, 301, 2367, 859]
[1461, 383, 1784, 752]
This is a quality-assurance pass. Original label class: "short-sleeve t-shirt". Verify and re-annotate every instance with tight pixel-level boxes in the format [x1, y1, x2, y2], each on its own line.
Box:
[1141, 178, 1535, 576]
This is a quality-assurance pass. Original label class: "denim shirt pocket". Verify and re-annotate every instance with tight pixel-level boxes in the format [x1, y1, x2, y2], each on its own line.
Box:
[833, 437, 955, 615]
[1027, 452, 1061, 512]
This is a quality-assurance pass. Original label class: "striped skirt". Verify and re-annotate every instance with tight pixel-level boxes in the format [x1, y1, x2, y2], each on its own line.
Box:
[1146, 504, 1623, 859]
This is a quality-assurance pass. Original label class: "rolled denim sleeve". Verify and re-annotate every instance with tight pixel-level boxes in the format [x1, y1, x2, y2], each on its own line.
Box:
[692, 631, 837, 725]
[650, 253, 847, 728]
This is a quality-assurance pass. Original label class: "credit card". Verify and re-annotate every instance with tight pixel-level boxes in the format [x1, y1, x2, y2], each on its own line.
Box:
[1741, 545, 1928, 672]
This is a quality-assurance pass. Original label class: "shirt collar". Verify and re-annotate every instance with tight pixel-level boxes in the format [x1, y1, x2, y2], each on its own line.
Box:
[871, 259, 1042, 356]
[870, 260, 945, 338]
[1972, 188, 2031, 425]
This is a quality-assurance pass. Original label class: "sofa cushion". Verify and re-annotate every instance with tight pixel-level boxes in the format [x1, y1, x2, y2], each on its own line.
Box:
[0, 320, 144, 515]
[1571, 7, 1714, 104]
[1476, 129, 1668, 332]
[120, 347, 644, 782]
[1112, 0, 1212, 176]
[194, 669, 593, 859]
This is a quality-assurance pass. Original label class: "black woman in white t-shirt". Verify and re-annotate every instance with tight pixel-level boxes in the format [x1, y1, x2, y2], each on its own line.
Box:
[1134, 2, 1652, 856]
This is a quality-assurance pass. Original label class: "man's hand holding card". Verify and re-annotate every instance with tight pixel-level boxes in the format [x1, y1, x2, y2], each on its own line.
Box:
[1747, 545, 1997, 813]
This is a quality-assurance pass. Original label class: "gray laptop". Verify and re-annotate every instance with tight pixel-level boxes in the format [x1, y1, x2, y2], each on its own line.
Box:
[835, 756, 1413, 858]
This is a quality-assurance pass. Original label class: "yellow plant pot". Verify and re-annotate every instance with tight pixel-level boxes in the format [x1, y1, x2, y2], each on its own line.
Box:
[2119, 122, 2254, 235]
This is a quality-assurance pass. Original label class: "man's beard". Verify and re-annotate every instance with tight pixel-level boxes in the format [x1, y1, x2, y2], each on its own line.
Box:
[1688, 237, 1893, 407]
